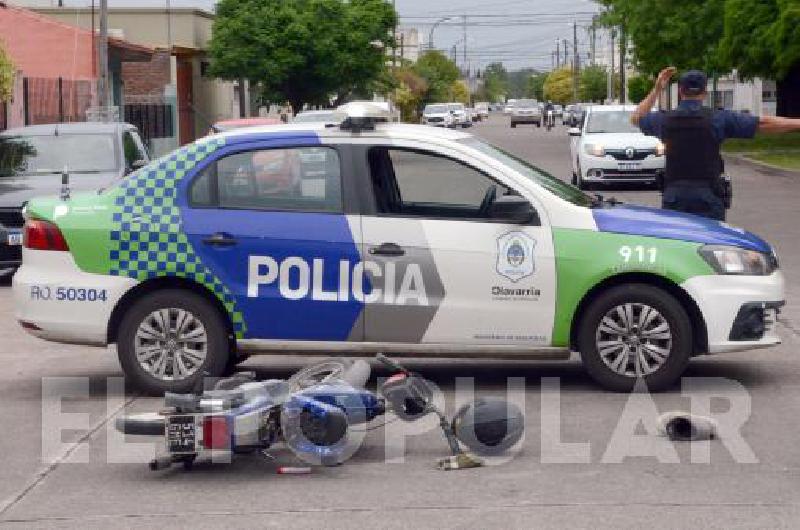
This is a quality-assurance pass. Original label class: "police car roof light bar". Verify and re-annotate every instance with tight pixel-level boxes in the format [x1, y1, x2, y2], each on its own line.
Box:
[336, 101, 391, 133]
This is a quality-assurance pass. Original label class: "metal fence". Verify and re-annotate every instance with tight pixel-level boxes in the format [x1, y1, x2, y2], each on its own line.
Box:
[123, 103, 175, 145]
[22, 77, 94, 126]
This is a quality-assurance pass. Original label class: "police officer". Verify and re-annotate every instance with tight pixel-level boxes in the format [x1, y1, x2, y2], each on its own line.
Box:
[631, 66, 800, 220]
[543, 100, 555, 128]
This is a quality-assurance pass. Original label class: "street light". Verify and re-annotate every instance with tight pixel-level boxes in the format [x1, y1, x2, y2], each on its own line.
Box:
[428, 17, 452, 50]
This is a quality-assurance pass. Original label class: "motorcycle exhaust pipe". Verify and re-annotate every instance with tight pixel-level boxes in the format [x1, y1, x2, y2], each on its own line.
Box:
[657, 412, 717, 441]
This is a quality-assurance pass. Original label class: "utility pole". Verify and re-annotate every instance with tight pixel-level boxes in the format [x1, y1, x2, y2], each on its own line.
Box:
[573, 21, 579, 103]
[392, 0, 397, 67]
[619, 25, 626, 103]
[462, 15, 467, 75]
[98, 0, 109, 118]
[590, 23, 596, 66]
[556, 41, 560, 68]
[610, 29, 616, 102]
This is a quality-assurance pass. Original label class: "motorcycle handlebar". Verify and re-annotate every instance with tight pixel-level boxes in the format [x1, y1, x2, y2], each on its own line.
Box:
[375, 353, 409, 374]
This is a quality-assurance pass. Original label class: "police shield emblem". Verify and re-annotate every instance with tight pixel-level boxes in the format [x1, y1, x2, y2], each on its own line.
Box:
[496, 232, 536, 282]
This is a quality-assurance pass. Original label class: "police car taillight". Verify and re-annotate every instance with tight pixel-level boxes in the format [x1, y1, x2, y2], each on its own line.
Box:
[24, 220, 69, 251]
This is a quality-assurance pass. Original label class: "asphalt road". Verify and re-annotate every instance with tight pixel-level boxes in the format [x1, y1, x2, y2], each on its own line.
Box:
[1, 114, 799, 528]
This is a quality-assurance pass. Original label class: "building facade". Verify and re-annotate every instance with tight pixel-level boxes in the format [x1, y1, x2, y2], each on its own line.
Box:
[16, 5, 248, 151]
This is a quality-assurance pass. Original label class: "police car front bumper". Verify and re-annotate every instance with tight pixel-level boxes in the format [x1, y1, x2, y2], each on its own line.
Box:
[681, 271, 785, 354]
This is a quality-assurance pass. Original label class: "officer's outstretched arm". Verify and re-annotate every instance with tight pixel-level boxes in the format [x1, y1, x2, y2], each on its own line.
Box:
[631, 67, 677, 126]
[758, 115, 800, 134]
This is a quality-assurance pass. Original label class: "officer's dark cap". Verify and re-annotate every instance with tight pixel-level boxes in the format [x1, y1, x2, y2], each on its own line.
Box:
[679, 70, 708, 96]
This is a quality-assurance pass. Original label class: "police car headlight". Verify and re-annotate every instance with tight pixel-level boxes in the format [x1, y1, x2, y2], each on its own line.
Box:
[699, 245, 777, 275]
[655, 142, 666, 156]
[584, 143, 605, 157]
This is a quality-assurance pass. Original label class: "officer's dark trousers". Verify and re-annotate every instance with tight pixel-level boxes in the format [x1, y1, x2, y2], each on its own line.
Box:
[662, 184, 726, 221]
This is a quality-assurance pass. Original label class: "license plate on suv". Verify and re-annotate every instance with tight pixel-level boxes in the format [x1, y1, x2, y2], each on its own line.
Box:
[7, 232, 22, 246]
[166, 415, 196, 454]
[618, 162, 642, 171]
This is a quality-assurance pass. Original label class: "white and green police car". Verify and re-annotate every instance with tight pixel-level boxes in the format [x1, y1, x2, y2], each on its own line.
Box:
[13, 103, 784, 393]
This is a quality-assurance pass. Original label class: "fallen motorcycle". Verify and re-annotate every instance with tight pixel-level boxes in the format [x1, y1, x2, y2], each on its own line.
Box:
[116, 354, 524, 471]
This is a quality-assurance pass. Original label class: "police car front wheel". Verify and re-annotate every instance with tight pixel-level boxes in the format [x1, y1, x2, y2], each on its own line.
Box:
[117, 290, 231, 395]
[578, 284, 692, 392]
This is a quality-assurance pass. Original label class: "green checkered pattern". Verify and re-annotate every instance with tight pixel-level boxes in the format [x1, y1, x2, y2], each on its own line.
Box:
[109, 138, 247, 338]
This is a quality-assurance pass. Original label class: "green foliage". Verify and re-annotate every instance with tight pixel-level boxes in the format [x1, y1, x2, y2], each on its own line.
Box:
[0, 42, 14, 102]
[627, 74, 654, 104]
[543, 67, 574, 105]
[209, 0, 396, 112]
[527, 72, 547, 101]
[482, 62, 509, 102]
[579, 65, 608, 102]
[450, 80, 470, 104]
[507, 68, 538, 99]
[414, 50, 461, 104]
[390, 66, 427, 122]
[719, 0, 800, 80]
[598, 0, 728, 75]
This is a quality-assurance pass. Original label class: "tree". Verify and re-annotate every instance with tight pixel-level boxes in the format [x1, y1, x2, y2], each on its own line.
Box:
[598, 0, 728, 76]
[543, 67, 574, 105]
[580, 65, 608, 102]
[719, 0, 800, 115]
[627, 74, 654, 104]
[482, 62, 509, 102]
[414, 50, 461, 104]
[390, 66, 427, 122]
[0, 42, 14, 102]
[209, 0, 396, 113]
[450, 80, 470, 105]
[527, 73, 547, 101]
[507, 68, 538, 99]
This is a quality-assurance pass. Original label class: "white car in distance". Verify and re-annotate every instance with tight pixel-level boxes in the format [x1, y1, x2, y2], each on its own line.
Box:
[421, 104, 455, 128]
[569, 105, 665, 190]
[447, 103, 471, 128]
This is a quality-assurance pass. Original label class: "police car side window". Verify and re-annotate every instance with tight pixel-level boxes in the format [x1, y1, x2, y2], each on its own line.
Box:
[369, 147, 510, 219]
[192, 147, 343, 213]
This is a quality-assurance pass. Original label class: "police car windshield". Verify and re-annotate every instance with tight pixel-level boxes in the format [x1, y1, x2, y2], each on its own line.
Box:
[586, 110, 640, 134]
[459, 138, 593, 207]
[0, 134, 118, 177]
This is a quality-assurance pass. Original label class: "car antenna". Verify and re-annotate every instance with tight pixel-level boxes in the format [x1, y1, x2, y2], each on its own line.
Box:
[60, 165, 71, 201]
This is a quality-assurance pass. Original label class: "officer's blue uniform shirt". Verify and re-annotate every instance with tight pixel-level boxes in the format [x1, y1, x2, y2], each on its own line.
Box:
[638, 99, 759, 143]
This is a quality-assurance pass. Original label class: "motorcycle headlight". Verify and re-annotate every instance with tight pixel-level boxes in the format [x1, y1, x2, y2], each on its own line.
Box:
[584, 143, 605, 157]
[655, 142, 666, 156]
[699, 245, 778, 275]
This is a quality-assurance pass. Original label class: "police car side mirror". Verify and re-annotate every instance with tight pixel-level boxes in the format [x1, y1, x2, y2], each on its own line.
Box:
[127, 159, 148, 174]
[568, 127, 582, 137]
[488, 195, 539, 225]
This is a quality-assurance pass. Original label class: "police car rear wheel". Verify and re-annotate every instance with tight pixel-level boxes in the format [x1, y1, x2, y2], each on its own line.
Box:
[117, 290, 230, 395]
[578, 284, 692, 392]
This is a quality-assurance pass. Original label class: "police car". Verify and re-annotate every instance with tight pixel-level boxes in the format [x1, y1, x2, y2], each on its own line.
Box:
[13, 103, 785, 394]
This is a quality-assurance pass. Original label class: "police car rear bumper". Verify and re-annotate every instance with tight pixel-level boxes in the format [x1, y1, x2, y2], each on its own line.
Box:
[13, 249, 137, 346]
[681, 271, 785, 354]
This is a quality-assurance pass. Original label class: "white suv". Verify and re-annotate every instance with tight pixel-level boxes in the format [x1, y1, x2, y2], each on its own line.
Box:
[421, 104, 455, 128]
[569, 105, 665, 190]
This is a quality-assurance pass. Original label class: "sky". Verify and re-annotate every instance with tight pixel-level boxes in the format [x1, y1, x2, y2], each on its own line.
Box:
[24, 0, 607, 71]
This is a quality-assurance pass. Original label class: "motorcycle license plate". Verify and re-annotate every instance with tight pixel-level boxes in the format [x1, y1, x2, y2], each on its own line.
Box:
[7, 231, 22, 246]
[166, 415, 196, 454]
[618, 162, 641, 171]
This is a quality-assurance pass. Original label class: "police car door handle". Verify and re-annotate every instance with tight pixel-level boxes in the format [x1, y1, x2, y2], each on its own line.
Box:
[369, 243, 405, 257]
[202, 232, 238, 247]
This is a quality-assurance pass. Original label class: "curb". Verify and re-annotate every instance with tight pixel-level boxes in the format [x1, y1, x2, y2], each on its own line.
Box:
[723, 153, 800, 178]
